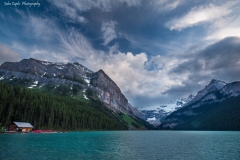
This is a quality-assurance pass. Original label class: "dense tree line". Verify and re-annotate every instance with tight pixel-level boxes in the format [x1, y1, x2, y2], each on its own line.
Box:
[0, 82, 127, 131]
[173, 95, 240, 130]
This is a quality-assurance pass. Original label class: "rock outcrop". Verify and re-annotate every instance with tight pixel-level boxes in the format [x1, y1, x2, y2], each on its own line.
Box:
[90, 70, 133, 115]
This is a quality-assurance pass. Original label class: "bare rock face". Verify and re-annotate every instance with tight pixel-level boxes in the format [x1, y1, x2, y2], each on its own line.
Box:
[91, 70, 133, 115]
[0, 58, 133, 115]
[185, 79, 227, 106]
[128, 103, 146, 120]
[221, 82, 240, 97]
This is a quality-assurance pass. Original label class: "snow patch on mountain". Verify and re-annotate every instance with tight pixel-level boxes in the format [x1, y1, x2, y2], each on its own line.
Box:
[136, 95, 194, 126]
[42, 62, 53, 65]
[41, 72, 46, 77]
[56, 66, 64, 69]
[28, 81, 39, 89]
[83, 89, 89, 100]
[146, 116, 159, 125]
[158, 94, 195, 113]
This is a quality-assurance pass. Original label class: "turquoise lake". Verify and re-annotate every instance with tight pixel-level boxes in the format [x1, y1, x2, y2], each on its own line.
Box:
[1, 131, 240, 159]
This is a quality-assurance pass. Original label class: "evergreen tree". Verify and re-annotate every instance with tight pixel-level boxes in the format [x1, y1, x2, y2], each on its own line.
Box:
[0, 82, 127, 130]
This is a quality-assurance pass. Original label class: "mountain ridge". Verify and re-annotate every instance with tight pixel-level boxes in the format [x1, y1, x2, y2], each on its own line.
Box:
[184, 79, 227, 107]
[159, 79, 240, 130]
[0, 58, 133, 116]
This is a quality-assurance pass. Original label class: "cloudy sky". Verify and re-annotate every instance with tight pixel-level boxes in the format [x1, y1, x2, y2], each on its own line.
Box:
[1, 0, 240, 109]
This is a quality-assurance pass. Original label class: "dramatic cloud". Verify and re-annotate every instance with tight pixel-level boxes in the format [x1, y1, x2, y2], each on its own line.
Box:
[1, 0, 240, 109]
[166, 3, 231, 31]
[101, 21, 117, 46]
[89, 51, 177, 107]
[0, 43, 21, 64]
[165, 37, 240, 96]
[171, 37, 240, 74]
[206, 3, 240, 41]
[49, 0, 141, 22]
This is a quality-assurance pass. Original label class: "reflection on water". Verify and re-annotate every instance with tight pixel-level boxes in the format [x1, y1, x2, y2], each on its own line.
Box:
[0, 131, 240, 159]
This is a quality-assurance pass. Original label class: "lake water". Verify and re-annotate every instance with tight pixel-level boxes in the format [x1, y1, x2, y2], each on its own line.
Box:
[0, 131, 240, 160]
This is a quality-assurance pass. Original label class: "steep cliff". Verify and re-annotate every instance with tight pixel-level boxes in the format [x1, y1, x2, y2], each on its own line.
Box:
[90, 70, 133, 115]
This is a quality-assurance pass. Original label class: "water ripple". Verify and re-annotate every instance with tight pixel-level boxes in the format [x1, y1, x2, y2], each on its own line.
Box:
[0, 131, 240, 160]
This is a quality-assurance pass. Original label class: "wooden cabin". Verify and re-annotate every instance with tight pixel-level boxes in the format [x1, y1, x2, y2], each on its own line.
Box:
[6, 122, 33, 133]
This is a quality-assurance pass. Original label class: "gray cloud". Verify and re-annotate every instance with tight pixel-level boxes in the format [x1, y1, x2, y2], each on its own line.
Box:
[163, 74, 211, 97]
[165, 36, 240, 96]
[127, 94, 165, 109]
[171, 37, 240, 74]
[0, 43, 21, 65]
[200, 37, 240, 71]
[170, 58, 204, 74]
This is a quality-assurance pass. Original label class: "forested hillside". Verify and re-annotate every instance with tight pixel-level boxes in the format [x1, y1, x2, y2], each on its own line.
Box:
[173, 95, 240, 130]
[0, 82, 128, 130]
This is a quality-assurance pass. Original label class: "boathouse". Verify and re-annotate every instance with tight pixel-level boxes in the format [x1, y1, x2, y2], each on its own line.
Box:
[6, 122, 33, 133]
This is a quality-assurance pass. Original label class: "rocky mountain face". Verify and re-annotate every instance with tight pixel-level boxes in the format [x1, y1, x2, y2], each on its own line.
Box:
[184, 79, 227, 107]
[90, 70, 133, 114]
[0, 58, 133, 115]
[128, 104, 146, 120]
[160, 79, 240, 129]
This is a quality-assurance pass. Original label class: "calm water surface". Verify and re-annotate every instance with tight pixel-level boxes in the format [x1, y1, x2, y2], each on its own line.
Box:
[0, 131, 240, 160]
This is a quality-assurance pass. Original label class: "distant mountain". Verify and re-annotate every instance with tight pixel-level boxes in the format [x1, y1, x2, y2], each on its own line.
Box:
[184, 79, 227, 107]
[0, 58, 133, 115]
[136, 95, 194, 126]
[158, 94, 195, 113]
[159, 79, 240, 130]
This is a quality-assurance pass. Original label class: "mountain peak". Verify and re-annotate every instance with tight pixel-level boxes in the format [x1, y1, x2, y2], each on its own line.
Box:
[208, 79, 227, 90]
[210, 79, 226, 84]
[29, 58, 37, 60]
[98, 69, 105, 73]
[210, 79, 219, 83]
[183, 79, 227, 107]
